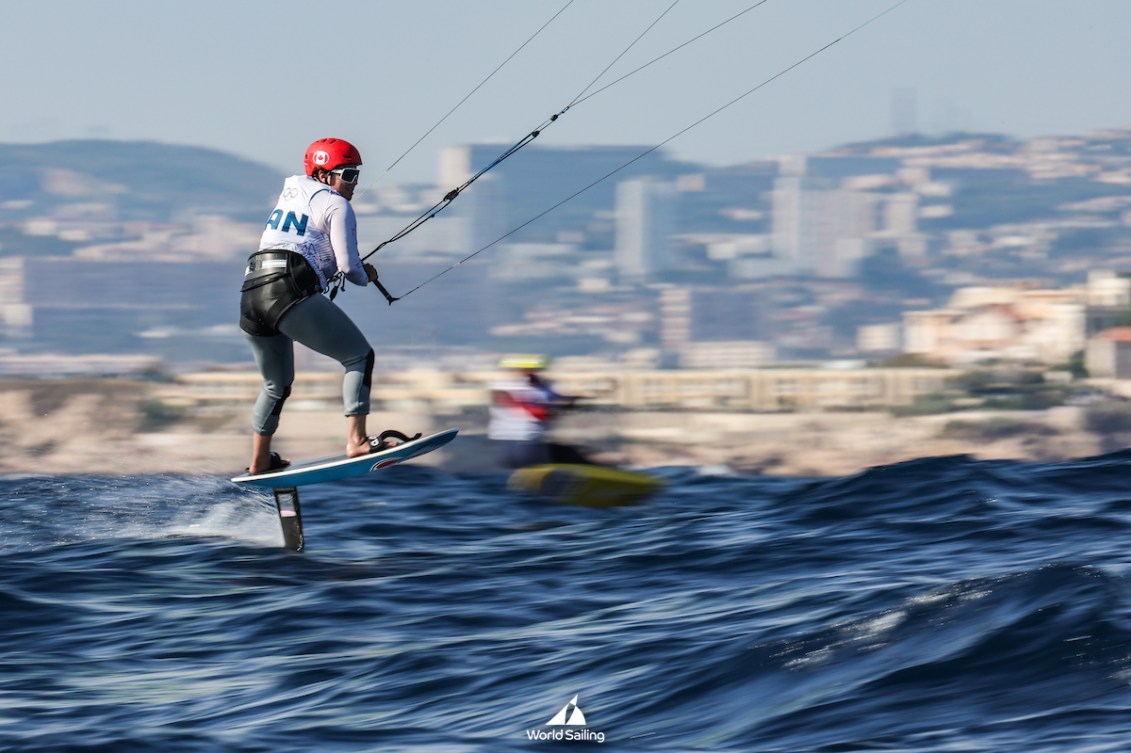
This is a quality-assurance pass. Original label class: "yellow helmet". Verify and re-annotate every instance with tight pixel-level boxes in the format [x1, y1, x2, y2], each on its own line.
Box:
[499, 354, 551, 371]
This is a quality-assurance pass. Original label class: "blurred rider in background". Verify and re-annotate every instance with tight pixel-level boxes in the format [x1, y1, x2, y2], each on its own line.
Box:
[487, 355, 594, 469]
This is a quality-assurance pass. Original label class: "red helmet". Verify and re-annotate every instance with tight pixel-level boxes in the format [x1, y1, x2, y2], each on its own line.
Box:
[304, 138, 363, 176]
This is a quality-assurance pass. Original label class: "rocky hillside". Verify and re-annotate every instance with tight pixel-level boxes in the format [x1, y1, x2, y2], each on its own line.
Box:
[0, 140, 283, 228]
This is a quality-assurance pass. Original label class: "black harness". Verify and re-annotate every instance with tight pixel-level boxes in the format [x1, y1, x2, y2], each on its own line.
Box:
[239, 250, 322, 337]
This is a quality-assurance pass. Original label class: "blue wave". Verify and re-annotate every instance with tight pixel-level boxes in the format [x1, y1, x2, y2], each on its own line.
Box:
[3, 454, 1131, 751]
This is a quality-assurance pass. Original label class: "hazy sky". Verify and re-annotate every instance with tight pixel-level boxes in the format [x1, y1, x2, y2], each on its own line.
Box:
[3, 1, 1129, 185]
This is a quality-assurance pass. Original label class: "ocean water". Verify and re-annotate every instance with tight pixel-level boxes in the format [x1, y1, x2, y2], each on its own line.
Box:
[5, 451, 1131, 752]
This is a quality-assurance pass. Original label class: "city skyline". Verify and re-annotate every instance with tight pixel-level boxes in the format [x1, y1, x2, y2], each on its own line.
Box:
[6, 124, 1131, 373]
[3, 1, 1130, 186]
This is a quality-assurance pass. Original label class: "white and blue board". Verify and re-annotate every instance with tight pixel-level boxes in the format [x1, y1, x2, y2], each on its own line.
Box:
[231, 428, 458, 552]
[231, 428, 459, 488]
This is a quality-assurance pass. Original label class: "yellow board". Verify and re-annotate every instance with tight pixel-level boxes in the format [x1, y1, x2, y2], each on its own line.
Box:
[507, 464, 664, 507]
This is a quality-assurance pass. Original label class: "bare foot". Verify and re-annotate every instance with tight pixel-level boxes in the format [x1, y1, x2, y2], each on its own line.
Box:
[346, 439, 376, 458]
[248, 451, 289, 475]
[248, 461, 288, 474]
[346, 434, 410, 458]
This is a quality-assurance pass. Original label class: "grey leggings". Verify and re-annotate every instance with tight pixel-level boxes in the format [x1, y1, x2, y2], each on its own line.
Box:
[245, 294, 374, 436]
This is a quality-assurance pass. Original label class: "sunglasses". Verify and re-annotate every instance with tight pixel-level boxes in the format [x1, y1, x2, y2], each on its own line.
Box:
[330, 166, 361, 184]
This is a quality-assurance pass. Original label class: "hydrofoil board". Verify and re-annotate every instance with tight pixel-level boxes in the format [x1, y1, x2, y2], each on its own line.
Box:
[231, 428, 458, 488]
[230, 428, 458, 553]
[508, 463, 663, 507]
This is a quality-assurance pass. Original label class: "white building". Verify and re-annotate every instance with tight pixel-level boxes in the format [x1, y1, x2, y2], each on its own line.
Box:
[903, 285, 1087, 365]
[615, 178, 677, 281]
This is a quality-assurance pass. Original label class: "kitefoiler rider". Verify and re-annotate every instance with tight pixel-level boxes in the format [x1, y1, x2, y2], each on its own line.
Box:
[239, 137, 385, 475]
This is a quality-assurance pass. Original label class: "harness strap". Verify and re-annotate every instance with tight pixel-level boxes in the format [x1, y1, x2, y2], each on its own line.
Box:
[239, 250, 322, 337]
[240, 271, 288, 293]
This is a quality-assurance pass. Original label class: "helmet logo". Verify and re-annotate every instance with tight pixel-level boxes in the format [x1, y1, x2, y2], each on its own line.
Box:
[312, 150, 330, 167]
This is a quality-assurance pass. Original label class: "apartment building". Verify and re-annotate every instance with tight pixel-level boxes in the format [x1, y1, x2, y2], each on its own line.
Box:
[900, 278, 1122, 365]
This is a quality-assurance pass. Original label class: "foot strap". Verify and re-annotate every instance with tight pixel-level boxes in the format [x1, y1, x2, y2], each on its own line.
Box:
[370, 429, 422, 452]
